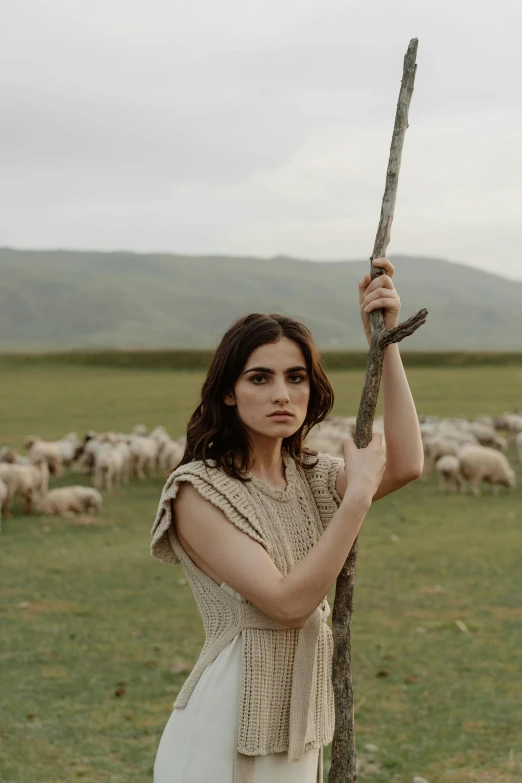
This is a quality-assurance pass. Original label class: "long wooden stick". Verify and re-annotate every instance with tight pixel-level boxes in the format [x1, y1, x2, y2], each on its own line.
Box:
[328, 38, 427, 783]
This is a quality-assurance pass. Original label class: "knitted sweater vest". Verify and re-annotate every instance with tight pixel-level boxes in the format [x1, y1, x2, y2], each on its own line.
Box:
[151, 450, 344, 783]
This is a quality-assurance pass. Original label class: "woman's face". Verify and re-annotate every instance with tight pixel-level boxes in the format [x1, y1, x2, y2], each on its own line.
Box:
[224, 337, 310, 442]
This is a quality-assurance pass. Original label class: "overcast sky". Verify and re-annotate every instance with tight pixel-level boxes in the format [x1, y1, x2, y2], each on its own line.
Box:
[2, 0, 521, 281]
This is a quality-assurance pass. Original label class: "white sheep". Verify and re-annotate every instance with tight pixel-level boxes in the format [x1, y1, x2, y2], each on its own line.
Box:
[149, 426, 172, 469]
[421, 436, 461, 479]
[0, 478, 8, 532]
[466, 422, 507, 452]
[0, 456, 49, 517]
[304, 429, 343, 457]
[435, 455, 464, 493]
[474, 415, 495, 429]
[159, 439, 184, 471]
[127, 435, 158, 479]
[37, 486, 103, 516]
[56, 433, 81, 468]
[92, 437, 132, 490]
[0, 447, 30, 465]
[435, 426, 478, 447]
[111, 440, 132, 486]
[494, 413, 522, 442]
[305, 415, 385, 458]
[23, 436, 63, 476]
[93, 443, 119, 491]
[74, 434, 101, 474]
[516, 431, 522, 464]
[457, 444, 516, 496]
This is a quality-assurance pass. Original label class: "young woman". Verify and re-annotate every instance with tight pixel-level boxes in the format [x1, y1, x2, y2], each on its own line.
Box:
[151, 258, 424, 783]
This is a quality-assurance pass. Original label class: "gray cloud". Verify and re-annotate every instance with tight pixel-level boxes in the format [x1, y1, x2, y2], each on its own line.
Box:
[1, 0, 521, 280]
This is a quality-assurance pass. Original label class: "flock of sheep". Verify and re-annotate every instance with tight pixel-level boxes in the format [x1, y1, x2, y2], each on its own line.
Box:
[0, 425, 184, 530]
[1, 411, 520, 531]
[306, 412, 522, 496]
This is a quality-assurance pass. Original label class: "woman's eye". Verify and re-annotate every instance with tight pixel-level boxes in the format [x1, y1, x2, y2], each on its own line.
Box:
[250, 374, 305, 384]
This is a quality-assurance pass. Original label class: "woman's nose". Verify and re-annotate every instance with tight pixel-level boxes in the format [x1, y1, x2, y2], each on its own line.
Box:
[272, 383, 290, 404]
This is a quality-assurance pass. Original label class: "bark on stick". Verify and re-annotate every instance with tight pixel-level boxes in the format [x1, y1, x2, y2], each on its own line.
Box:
[328, 38, 427, 783]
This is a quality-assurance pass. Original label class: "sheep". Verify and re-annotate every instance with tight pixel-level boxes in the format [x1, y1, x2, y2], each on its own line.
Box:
[493, 413, 522, 442]
[36, 486, 103, 517]
[74, 433, 101, 474]
[474, 415, 495, 429]
[0, 456, 49, 517]
[93, 437, 132, 490]
[304, 429, 344, 457]
[0, 447, 30, 465]
[93, 443, 119, 491]
[159, 439, 184, 471]
[305, 415, 385, 458]
[111, 440, 132, 486]
[74, 432, 133, 489]
[516, 431, 522, 464]
[127, 435, 158, 479]
[149, 426, 172, 469]
[457, 444, 516, 496]
[435, 455, 464, 494]
[22, 433, 81, 475]
[23, 436, 63, 476]
[421, 436, 461, 479]
[466, 422, 507, 452]
[56, 432, 81, 468]
[435, 427, 478, 447]
[0, 478, 7, 532]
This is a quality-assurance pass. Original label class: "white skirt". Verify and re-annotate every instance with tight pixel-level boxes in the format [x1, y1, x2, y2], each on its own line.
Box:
[154, 587, 320, 783]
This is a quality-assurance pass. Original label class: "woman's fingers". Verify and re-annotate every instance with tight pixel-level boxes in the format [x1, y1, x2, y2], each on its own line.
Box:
[359, 275, 394, 308]
[358, 274, 371, 291]
[361, 282, 396, 305]
[358, 258, 394, 290]
[361, 289, 399, 312]
[373, 257, 395, 276]
[359, 273, 394, 292]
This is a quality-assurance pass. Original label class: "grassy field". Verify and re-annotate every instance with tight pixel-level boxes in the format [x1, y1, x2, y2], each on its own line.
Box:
[1, 363, 522, 783]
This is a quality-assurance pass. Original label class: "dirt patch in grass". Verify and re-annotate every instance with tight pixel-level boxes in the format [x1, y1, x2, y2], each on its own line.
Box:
[18, 599, 76, 613]
[69, 515, 111, 527]
[487, 606, 522, 622]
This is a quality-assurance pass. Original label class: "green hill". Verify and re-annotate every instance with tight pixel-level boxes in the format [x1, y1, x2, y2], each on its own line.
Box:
[1, 248, 520, 350]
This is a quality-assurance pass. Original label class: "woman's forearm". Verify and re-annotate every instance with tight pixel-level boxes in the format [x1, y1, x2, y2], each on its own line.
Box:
[279, 488, 372, 628]
[380, 343, 424, 477]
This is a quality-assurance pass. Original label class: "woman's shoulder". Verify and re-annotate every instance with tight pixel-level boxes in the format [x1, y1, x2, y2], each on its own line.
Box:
[165, 457, 224, 486]
[164, 458, 251, 498]
[155, 455, 269, 553]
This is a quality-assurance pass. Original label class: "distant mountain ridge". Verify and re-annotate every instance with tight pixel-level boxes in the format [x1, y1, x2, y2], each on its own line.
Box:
[1, 248, 521, 350]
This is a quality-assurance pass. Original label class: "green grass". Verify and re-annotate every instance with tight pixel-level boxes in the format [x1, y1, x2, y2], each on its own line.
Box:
[2, 349, 522, 372]
[1, 364, 522, 782]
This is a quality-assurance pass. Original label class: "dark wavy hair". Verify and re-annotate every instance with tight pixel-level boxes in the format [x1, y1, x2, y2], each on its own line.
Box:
[174, 313, 335, 480]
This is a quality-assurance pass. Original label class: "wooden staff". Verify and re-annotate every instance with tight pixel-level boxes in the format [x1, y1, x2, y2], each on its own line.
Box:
[328, 38, 428, 783]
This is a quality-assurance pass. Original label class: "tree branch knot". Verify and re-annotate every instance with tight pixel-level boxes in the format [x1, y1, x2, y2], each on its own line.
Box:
[379, 308, 428, 348]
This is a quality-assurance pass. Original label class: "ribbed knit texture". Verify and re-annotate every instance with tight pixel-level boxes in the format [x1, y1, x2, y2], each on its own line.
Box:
[151, 450, 344, 781]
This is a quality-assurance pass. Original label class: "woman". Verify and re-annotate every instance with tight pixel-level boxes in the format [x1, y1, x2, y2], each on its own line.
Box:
[151, 258, 424, 783]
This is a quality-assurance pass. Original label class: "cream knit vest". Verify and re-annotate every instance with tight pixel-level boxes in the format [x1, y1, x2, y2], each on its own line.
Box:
[151, 450, 344, 783]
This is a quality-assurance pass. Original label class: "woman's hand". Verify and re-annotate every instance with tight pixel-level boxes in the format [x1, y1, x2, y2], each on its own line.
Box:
[358, 257, 401, 345]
